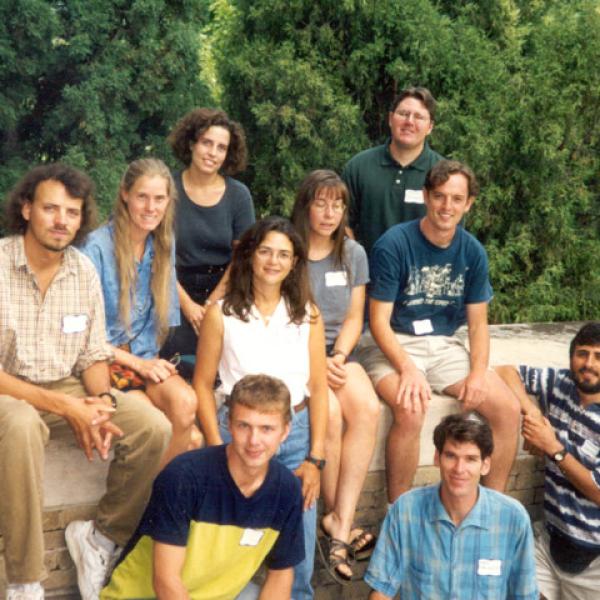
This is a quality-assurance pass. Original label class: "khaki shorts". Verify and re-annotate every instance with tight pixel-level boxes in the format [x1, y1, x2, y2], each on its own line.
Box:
[535, 524, 600, 600]
[355, 331, 470, 393]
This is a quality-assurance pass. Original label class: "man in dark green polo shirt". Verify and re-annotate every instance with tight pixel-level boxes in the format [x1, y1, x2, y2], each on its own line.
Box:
[342, 87, 444, 255]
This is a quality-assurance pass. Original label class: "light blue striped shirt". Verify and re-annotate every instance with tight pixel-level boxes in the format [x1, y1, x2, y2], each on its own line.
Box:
[520, 365, 600, 549]
[365, 484, 538, 599]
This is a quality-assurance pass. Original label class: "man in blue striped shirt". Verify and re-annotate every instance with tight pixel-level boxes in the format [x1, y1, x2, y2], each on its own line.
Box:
[497, 322, 600, 599]
[365, 412, 538, 599]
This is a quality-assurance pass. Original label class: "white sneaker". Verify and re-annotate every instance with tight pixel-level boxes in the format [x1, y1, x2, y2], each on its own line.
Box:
[6, 582, 44, 600]
[65, 520, 112, 600]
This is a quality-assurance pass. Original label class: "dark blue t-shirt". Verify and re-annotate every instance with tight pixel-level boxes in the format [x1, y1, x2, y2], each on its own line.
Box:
[103, 445, 304, 599]
[369, 220, 493, 336]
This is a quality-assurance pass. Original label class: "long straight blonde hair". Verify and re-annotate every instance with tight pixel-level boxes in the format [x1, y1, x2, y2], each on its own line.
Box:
[113, 158, 177, 346]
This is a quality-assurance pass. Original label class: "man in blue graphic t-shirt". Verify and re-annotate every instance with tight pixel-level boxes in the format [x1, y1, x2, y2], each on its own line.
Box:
[357, 159, 520, 503]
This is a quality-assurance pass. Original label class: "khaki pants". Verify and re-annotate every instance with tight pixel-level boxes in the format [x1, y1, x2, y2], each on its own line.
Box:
[0, 377, 171, 583]
[536, 528, 600, 600]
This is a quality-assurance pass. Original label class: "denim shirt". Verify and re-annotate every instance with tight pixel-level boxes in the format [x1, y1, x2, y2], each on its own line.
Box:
[81, 223, 179, 359]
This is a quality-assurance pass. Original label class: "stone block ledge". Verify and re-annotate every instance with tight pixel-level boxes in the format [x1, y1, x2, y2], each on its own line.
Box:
[0, 322, 579, 598]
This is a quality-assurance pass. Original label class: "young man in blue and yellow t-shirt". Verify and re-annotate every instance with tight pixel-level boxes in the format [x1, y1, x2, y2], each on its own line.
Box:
[101, 374, 304, 600]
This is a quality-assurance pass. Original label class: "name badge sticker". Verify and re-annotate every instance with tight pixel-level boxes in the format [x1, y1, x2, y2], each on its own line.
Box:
[63, 314, 88, 334]
[413, 319, 434, 336]
[325, 271, 348, 287]
[477, 559, 502, 576]
[404, 189, 424, 204]
[240, 528, 265, 547]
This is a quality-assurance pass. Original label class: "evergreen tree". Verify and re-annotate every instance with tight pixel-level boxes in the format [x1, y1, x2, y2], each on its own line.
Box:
[1, 0, 211, 215]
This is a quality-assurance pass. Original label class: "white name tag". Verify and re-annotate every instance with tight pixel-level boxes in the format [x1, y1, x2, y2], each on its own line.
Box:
[413, 319, 433, 335]
[404, 189, 424, 204]
[62, 314, 88, 334]
[240, 528, 264, 547]
[478, 559, 502, 576]
[325, 271, 348, 287]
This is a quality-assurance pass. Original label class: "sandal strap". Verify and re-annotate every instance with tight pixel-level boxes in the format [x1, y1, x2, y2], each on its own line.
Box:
[329, 537, 356, 564]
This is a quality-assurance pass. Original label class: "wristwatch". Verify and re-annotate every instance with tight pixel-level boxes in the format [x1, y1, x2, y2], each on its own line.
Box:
[550, 448, 567, 464]
[99, 391, 118, 409]
[305, 455, 326, 470]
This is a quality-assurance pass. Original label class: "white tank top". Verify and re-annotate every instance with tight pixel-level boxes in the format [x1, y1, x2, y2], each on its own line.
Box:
[218, 298, 310, 407]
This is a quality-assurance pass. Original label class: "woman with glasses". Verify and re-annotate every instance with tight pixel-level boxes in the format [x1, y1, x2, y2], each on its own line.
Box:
[193, 216, 328, 599]
[292, 170, 380, 583]
[82, 158, 199, 466]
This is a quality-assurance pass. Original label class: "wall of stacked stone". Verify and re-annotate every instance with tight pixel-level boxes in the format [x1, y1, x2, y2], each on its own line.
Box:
[3, 321, 573, 598]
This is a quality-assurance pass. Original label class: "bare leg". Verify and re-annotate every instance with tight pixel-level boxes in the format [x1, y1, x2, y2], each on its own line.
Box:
[321, 364, 380, 576]
[444, 370, 520, 491]
[376, 372, 426, 503]
[321, 389, 343, 512]
[145, 374, 199, 467]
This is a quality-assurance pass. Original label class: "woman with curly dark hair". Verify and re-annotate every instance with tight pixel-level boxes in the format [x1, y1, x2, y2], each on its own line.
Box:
[161, 108, 255, 361]
[193, 216, 328, 599]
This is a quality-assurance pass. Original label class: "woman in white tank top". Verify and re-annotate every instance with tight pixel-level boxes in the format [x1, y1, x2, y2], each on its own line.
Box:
[193, 216, 328, 599]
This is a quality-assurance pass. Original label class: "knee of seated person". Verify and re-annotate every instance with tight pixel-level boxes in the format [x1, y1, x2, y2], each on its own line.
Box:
[363, 391, 382, 420]
[482, 371, 521, 421]
[391, 404, 425, 429]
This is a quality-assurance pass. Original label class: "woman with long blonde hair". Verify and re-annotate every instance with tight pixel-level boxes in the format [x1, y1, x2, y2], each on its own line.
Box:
[82, 158, 199, 465]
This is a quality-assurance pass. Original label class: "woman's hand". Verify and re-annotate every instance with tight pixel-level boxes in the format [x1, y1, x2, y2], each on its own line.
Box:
[135, 358, 177, 383]
[182, 299, 207, 335]
[294, 460, 321, 510]
[326, 355, 347, 390]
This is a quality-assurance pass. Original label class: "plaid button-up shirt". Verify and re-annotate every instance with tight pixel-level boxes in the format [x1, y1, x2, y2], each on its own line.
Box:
[0, 235, 112, 384]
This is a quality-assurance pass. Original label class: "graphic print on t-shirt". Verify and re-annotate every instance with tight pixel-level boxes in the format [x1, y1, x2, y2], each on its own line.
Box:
[404, 264, 466, 307]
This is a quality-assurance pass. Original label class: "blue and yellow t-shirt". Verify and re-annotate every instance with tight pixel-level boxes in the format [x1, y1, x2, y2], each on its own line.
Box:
[101, 445, 304, 600]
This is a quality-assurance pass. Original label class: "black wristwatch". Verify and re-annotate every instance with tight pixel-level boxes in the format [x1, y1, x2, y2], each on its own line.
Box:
[305, 455, 326, 470]
[99, 391, 118, 409]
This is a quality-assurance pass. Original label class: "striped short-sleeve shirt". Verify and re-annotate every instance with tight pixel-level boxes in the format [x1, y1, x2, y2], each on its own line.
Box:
[519, 365, 600, 549]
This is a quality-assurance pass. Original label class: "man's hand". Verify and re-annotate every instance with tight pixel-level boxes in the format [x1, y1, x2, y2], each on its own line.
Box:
[135, 358, 177, 383]
[294, 461, 320, 511]
[64, 396, 123, 461]
[182, 299, 206, 336]
[326, 355, 347, 390]
[458, 371, 488, 410]
[395, 363, 431, 413]
[522, 414, 562, 456]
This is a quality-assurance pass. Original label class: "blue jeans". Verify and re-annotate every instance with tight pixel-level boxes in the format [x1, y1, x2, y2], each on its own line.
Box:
[219, 404, 316, 600]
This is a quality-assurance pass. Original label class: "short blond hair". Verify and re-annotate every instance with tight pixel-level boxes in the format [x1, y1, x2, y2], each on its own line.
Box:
[229, 374, 291, 423]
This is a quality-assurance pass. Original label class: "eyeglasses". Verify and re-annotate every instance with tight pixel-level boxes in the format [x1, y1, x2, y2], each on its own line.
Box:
[394, 110, 429, 124]
[312, 200, 345, 213]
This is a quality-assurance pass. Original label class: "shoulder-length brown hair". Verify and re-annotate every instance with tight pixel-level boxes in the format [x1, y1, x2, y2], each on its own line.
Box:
[223, 216, 314, 324]
[291, 169, 350, 270]
[168, 107, 247, 175]
[113, 158, 177, 345]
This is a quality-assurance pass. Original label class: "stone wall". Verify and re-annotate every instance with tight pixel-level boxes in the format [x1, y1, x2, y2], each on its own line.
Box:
[0, 323, 576, 598]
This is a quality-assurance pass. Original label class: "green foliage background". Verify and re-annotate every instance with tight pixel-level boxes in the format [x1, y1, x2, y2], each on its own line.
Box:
[1, 0, 599, 323]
